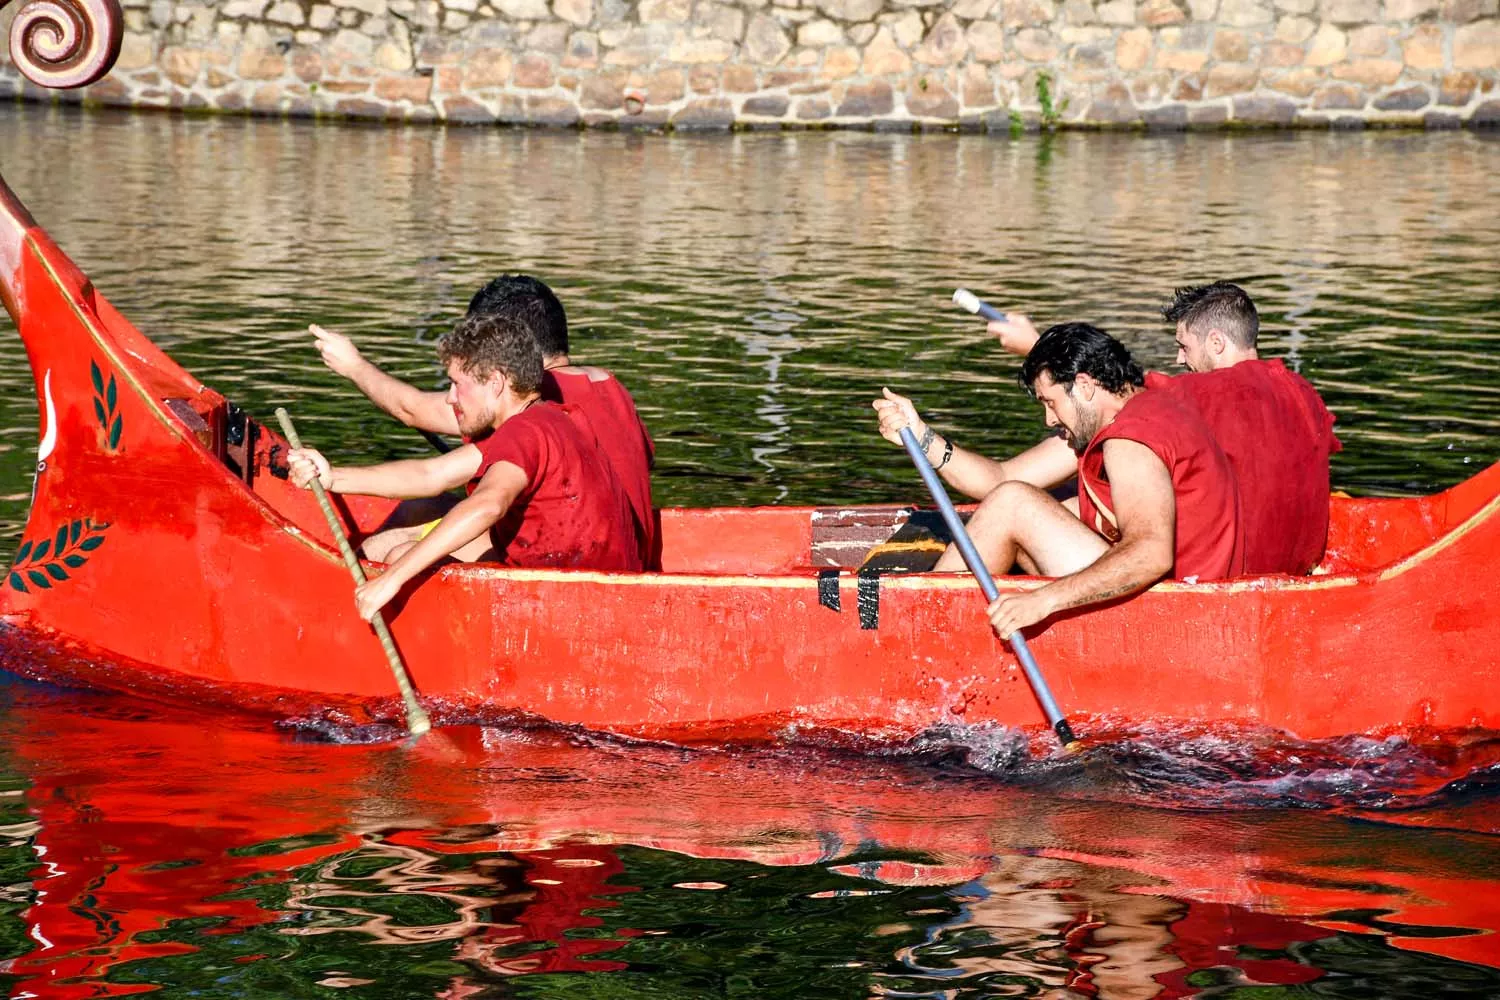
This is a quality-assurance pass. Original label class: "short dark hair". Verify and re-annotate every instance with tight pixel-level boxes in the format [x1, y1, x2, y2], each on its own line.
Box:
[1019, 322, 1145, 397]
[438, 311, 544, 396]
[467, 275, 569, 358]
[1162, 281, 1258, 349]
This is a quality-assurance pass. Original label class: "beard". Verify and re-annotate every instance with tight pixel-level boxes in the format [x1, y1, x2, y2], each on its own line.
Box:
[456, 405, 494, 439]
[1062, 405, 1102, 456]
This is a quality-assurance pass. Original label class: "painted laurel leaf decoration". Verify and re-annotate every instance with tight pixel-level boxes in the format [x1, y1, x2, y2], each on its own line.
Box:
[91, 359, 123, 450]
[4, 0, 124, 90]
[7, 518, 109, 593]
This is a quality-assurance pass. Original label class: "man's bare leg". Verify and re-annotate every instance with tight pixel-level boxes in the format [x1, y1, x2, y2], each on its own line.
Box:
[358, 494, 463, 561]
[932, 481, 1109, 577]
[362, 524, 427, 562]
[361, 491, 475, 561]
[374, 495, 460, 532]
[383, 533, 494, 565]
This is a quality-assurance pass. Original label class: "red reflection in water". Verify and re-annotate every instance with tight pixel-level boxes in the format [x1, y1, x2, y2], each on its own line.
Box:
[1156, 905, 1328, 996]
[1, 691, 1497, 998]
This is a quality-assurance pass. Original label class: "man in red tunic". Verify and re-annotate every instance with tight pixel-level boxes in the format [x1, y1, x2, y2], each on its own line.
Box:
[985, 283, 1340, 574]
[308, 275, 658, 568]
[1154, 282, 1340, 574]
[289, 310, 641, 623]
[875, 324, 1242, 638]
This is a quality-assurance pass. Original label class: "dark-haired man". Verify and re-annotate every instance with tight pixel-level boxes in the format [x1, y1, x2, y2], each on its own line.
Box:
[1154, 282, 1339, 575]
[990, 282, 1339, 574]
[875, 323, 1241, 637]
[290, 310, 642, 622]
[310, 275, 658, 568]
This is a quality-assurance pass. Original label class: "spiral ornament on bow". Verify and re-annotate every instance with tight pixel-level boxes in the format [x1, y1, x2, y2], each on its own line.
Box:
[4, 0, 123, 90]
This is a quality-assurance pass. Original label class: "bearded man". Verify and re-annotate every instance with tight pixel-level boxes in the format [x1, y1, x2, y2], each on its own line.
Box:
[289, 309, 641, 623]
[309, 275, 658, 569]
[874, 323, 1241, 636]
[987, 282, 1340, 574]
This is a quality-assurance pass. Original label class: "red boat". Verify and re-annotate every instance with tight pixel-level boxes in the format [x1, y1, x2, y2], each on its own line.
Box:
[3, 3, 1499, 741]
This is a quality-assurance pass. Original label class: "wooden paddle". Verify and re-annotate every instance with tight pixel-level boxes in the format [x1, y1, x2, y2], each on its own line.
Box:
[898, 426, 1078, 748]
[274, 408, 432, 737]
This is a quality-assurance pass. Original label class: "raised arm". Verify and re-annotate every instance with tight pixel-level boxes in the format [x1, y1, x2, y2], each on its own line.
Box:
[288, 443, 482, 500]
[986, 437, 1176, 637]
[987, 312, 1041, 357]
[311, 324, 461, 436]
[353, 460, 529, 620]
[873, 388, 1076, 500]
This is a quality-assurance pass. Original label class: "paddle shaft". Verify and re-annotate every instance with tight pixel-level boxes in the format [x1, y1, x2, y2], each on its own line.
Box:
[419, 429, 453, 455]
[899, 426, 1076, 746]
[274, 408, 432, 736]
[970, 300, 1007, 323]
[952, 288, 1009, 324]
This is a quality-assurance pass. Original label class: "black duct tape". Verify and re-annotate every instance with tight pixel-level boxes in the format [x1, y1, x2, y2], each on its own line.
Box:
[817, 569, 841, 612]
[857, 569, 880, 630]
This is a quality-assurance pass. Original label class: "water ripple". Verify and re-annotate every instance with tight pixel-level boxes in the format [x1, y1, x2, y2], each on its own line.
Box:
[2, 110, 1498, 548]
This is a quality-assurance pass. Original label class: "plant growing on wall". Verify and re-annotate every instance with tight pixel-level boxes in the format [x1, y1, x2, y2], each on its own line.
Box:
[1037, 71, 1068, 130]
[1008, 72, 1071, 136]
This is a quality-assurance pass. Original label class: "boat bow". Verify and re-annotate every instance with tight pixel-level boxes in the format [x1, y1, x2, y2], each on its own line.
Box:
[1, 0, 122, 328]
[1, 1, 122, 89]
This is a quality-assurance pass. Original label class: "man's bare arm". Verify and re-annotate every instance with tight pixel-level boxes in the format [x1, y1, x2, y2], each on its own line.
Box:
[873, 388, 1077, 499]
[311, 324, 461, 436]
[354, 461, 527, 620]
[329, 444, 482, 499]
[993, 435, 1078, 489]
[1039, 438, 1175, 606]
[987, 438, 1175, 636]
[986, 313, 1041, 357]
[288, 443, 483, 500]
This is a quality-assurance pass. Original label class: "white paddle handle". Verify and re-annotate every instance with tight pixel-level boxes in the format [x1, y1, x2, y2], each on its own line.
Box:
[952, 288, 1007, 323]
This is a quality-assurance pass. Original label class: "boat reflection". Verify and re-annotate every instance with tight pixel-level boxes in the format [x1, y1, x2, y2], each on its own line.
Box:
[1, 685, 1497, 997]
[281, 834, 634, 981]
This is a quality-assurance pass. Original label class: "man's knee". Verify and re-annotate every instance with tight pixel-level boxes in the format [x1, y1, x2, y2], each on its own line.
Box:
[971, 481, 1103, 577]
[974, 480, 1057, 525]
[362, 524, 423, 562]
[384, 540, 418, 563]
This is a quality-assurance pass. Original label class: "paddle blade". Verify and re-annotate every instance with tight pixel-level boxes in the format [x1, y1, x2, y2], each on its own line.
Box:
[408, 709, 432, 737]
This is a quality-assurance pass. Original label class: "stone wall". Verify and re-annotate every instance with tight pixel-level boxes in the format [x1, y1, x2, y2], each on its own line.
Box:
[1, 0, 1497, 128]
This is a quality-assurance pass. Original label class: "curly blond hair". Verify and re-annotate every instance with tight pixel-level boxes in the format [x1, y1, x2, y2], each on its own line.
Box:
[437, 311, 543, 395]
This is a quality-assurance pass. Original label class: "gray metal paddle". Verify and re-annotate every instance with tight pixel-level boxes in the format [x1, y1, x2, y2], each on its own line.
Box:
[275, 408, 432, 737]
[899, 426, 1077, 747]
[952, 288, 1008, 323]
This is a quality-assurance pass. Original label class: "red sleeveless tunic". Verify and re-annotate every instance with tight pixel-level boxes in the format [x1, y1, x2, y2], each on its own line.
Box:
[471, 402, 642, 572]
[1076, 390, 1244, 582]
[1146, 360, 1340, 575]
[543, 368, 658, 570]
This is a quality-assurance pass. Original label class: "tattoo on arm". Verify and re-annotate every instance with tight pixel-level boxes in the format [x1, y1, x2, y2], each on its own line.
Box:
[1071, 583, 1139, 607]
[1044, 583, 1135, 615]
